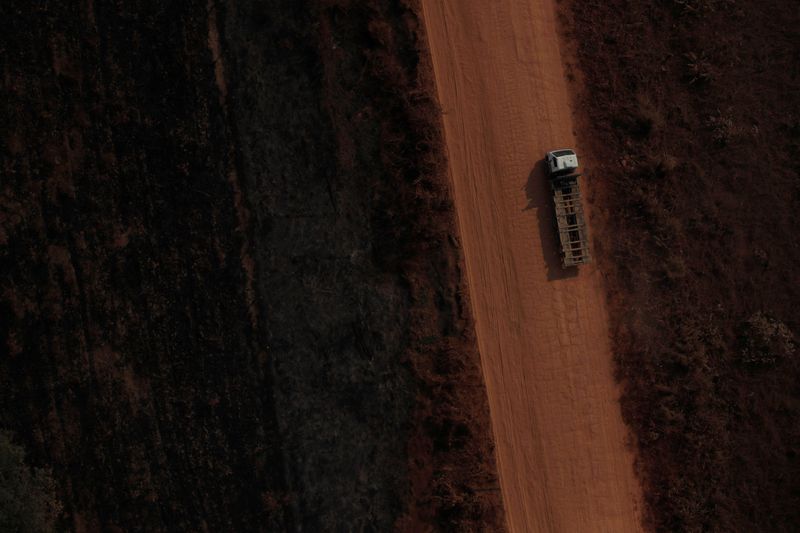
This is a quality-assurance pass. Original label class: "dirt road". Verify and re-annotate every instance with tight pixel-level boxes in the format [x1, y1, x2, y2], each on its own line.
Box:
[420, 1, 644, 531]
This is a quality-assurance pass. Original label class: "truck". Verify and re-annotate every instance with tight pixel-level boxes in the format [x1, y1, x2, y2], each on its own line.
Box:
[545, 149, 591, 267]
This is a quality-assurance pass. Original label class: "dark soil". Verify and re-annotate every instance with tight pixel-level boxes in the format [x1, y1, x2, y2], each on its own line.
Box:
[559, 0, 800, 530]
[0, 0, 501, 531]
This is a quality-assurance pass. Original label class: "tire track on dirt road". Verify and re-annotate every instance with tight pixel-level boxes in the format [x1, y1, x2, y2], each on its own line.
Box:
[420, 1, 644, 531]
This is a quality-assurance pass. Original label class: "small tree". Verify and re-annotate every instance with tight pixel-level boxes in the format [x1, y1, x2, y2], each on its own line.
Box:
[0, 430, 62, 533]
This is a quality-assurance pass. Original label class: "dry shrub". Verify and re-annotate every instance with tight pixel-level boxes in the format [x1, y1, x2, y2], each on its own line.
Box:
[0, 430, 62, 533]
[635, 93, 665, 135]
[739, 312, 795, 365]
[684, 51, 714, 85]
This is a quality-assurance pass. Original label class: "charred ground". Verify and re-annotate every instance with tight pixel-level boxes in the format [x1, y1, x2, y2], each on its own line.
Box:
[0, 0, 501, 531]
[559, 0, 800, 530]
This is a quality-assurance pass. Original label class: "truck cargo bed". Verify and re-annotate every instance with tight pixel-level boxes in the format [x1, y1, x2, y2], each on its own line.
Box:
[550, 175, 590, 267]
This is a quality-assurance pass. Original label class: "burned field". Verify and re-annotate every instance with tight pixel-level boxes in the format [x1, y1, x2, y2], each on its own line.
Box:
[561, 0, 800, 530]
[0, 1, 501, 531]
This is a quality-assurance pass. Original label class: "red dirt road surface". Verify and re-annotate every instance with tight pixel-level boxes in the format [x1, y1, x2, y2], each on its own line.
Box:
[420, 1, 644, 531]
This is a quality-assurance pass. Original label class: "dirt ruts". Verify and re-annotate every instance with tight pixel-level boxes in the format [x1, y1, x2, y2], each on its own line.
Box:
[421, 0, 644, 531]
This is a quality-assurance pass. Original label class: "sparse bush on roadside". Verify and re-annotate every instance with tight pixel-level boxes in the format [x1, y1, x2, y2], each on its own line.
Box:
[684, 51, 714, 85]
[673, 0, 707, 16]
[635, 93, 665, 136]
[663, 253, 688, 282]
[753, 247, 769, 268]
[613, 107, 654, 140]
[673, 0, 736, 17]
[0, 430, 62, 533]
[739, 312, 795, 365]
[706, 109, 740, 146]
[641, 149, 679, 181]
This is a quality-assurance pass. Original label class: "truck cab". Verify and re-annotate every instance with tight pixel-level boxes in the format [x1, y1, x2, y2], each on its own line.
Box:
[546, 149, 579, 176]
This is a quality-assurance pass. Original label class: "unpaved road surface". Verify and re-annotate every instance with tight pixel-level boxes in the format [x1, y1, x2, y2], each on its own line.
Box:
[421, 1, 644, 531]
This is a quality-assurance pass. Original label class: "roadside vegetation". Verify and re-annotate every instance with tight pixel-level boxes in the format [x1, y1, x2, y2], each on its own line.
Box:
[560, 0, 800, 530]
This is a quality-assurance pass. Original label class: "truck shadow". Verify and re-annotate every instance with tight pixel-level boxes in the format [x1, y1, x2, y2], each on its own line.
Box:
[524, 160, 579, 281]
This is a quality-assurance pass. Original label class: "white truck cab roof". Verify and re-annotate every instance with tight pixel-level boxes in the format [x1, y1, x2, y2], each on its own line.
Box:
[546, 149, 579, 174]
